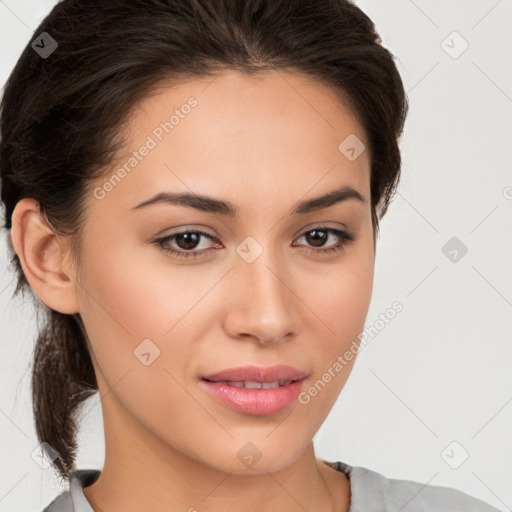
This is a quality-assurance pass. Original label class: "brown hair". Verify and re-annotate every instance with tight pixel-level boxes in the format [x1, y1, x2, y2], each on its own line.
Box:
[0, 0, 408, 480]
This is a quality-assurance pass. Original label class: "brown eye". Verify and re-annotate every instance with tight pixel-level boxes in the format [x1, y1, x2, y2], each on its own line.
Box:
[295, 227, 355, 256]
[174, 232, 202, 250]
[153, 226, 355, 261]
[153, 229, 219, 259]
[304, 229, 329, 247]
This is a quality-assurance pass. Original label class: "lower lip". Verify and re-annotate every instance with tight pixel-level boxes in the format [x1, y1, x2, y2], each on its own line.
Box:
[200, 378, 307, 416]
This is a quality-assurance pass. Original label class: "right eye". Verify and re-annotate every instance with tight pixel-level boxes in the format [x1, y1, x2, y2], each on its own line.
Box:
[153, 229, 221, 259]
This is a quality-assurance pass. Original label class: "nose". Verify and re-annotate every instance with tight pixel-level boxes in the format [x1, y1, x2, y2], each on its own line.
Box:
[222, 244, 299, 346]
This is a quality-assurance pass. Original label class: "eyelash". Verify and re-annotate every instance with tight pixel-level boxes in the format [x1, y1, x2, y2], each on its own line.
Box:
[153, 227, 355, 260]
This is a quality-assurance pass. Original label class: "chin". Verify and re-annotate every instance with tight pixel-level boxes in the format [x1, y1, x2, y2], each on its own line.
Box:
[201, 437, 308, 475]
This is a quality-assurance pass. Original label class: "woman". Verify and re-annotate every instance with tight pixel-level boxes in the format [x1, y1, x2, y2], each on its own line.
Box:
[1, 0, 503, 511]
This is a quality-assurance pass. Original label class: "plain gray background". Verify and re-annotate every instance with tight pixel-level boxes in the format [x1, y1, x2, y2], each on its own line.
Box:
[0, 1, 511, 511]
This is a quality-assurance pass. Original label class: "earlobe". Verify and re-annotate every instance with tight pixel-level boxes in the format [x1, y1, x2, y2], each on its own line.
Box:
[10, 198, 80, 314]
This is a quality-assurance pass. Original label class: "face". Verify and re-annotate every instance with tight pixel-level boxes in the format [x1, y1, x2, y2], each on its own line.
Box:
[74, 69, 375, 474]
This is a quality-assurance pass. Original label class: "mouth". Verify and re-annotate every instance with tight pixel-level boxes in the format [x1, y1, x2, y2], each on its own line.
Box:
[199, 366, 308, 416]
[201, 364, 308, 384]
[201, 378, 299, 389]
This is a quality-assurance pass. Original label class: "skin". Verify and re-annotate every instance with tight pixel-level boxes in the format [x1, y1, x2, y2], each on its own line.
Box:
[11, 69, 376, 512]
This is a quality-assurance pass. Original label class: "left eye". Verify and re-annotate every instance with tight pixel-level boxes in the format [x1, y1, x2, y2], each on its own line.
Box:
[153, 227, 355, 260]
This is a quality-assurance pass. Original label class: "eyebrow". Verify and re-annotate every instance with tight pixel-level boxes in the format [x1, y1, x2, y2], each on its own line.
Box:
[130, 185, 365, 216]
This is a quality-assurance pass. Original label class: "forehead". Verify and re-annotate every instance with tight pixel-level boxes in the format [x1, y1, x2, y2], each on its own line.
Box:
[93, 69, 370, 216]
[131, 68, 366, 148]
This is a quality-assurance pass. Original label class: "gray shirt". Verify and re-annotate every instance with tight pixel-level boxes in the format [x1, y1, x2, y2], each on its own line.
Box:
[42, 460, 504, 511]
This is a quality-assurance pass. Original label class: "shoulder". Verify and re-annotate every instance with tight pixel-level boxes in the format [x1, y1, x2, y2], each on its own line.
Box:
[333, 461, 504, 512]
[41, 469, 100, 512]
[42, 491, 73, 512]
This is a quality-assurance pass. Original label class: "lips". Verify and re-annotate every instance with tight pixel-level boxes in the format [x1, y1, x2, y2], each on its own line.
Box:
[202, 364, 308, 384]
[200, 365, 309, 416]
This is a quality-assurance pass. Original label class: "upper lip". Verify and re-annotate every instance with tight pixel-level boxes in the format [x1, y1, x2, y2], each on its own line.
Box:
[202, 365, 308, 383]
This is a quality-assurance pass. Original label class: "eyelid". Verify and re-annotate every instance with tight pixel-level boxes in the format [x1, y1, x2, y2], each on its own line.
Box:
[152, 223, 356, 260]
[153, 221, 347, 245]
[293, 221, 348, 236]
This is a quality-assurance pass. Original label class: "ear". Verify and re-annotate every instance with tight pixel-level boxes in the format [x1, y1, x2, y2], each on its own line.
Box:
[10, 198, 80, 314]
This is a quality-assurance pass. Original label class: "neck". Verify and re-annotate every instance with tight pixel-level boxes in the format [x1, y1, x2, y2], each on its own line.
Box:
[82, 389, 350, 512]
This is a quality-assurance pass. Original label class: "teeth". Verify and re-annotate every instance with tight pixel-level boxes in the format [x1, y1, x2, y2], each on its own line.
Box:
[219, 380, 292, 389]
[243, 380, 263, 389]
[206, 379, 296, 388]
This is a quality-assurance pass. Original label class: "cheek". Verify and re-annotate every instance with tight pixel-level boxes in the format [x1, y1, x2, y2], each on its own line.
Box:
[310, 237, 375, 347]
[299, 267, 373, 422]
[324, 265, 374, 344]
[301, 236, 374, 407]
[78, 234, 214, 339]
[76, 244, 204, 434]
